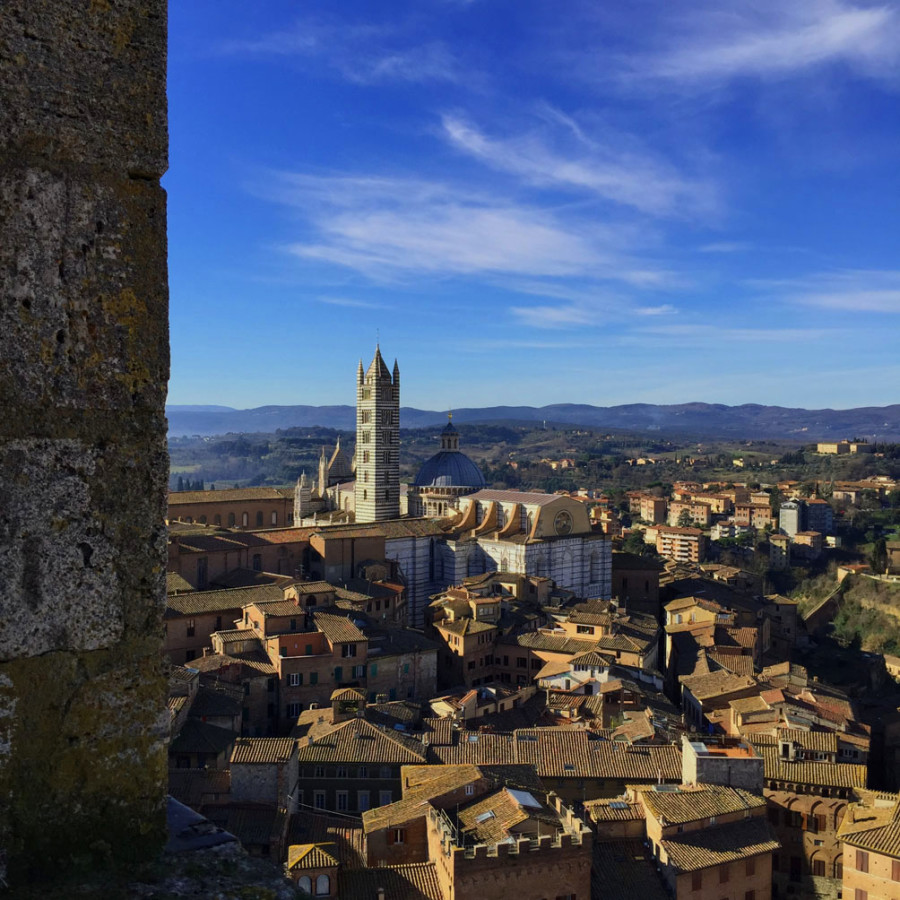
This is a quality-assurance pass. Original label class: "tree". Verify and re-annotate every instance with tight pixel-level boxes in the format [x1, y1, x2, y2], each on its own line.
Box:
[677, 509, 694, 528]
[870, 537, 888, 575]
[176, 475, 184, 492]
[623, 529, 649, 556]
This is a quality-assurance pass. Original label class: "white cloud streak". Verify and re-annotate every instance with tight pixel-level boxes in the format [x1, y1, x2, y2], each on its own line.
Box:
[253, 170, 671, 283]
[219, 21, 463, 85]
[757, 268, 900, 312]
[440, 113, 718, 218]
[633, 1, 900, 85]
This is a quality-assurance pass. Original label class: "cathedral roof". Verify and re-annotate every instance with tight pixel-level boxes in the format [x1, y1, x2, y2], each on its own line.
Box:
[328, 439, 353, 481]
[413, 451, 486, 489]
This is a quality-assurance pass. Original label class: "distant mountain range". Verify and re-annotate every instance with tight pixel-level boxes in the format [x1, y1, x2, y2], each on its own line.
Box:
[166, 402, 900, 441]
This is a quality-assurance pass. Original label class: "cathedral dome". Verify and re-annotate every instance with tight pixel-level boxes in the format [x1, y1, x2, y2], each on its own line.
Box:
[414, 450, 485, 489]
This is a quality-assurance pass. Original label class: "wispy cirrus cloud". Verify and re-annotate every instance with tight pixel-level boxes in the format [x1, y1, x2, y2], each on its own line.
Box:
[317, 296, 388, 309]
[218, 20, 464, 85]
[251, 170, 671, 283]
[699, 241, 754, 254]
[440, 113, 718, 218]
[630, 0, 900, 86]
[755, 268, 900, 312]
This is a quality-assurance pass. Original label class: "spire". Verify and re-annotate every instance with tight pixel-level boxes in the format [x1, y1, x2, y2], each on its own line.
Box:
[357, 358, 364, 385]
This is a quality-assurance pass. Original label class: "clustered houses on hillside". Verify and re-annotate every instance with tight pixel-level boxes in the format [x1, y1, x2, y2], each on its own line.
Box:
[164, 472, 900, 900]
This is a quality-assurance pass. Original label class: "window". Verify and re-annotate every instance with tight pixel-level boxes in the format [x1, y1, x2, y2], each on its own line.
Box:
[252, 553, 262, 571]
[288, 672, 302, 687]
[314, 765, 325, 778]
[290, 618, 297, 631]
[353, 665, 365, 678]
[358, 766, 368, 778]
[287, 702, 302, 717]
[402, 663, 409, 674]
[392, 828, 406, 844]
[214, 514, 221, 526]
[466, 784, 474, 796]
[215, 615, 222, 630]
[516, 657, 527, 668]
[299, 876, 311, 894]
[856, 851, 869, 873]
[336, 791, 348, 811]
[370, 663, 378, 676]
[380, 766, 391, 779]
[576, 625, 594, 635]
[854, 891, 867, 900]
[379, 790, 392, 806]
[315, 874, 330, 896]
[719, 865, 730, 884]
[310, 671, 318, 685]
[334, 666, 342, 682]
[184, 649, 196, 662]
[255, 511, 263, 527]
[186, 619, 195, 638]
[893, 859, 900, 882]
[271, 511, 277, 525]
[813, 859, 826, 877]
[336, 765, 347, 778]
[692, 872, 702, 891]
[744, 893, 756, 900]
[241, 512, 248, 527]
[342, 644, 357, 658]
[228, 512, 235, 527]
[746, 858, 756, 877]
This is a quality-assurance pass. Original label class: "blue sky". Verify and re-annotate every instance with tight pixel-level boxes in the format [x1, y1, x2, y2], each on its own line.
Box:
[166, 0, 900, 411]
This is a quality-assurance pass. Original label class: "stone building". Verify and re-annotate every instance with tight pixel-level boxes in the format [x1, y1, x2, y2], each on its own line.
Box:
[169, 486, 295, 528]
[749, 731, 869, 900]
[838, 790, 900, 900]
[355, 347, 400, 523]
[361, 764, 593, 900]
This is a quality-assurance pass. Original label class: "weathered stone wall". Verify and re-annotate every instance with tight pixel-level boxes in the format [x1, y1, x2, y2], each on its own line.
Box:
[0, 0, 169, 885]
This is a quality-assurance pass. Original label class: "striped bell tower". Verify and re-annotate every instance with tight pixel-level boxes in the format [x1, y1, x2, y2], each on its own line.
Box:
[354, 347, 400, 522]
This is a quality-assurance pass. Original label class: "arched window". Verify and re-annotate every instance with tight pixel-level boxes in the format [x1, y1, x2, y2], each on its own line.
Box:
[298, 876, 311, 893]
[271, 511, 278, 525]
[315, 873, 330, 896]
[255, 511, 263, 527]
[241, 512, 249, 527]
[199, 515, 206, 524]
[228, 512, 235, 527]
[214, 514, 221, 526]
[363, 489, 367, 501]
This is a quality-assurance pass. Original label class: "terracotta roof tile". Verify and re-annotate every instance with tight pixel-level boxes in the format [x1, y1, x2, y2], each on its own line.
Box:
[661, 817, 779, 872]
[338, 862, 443, 900]
[231, 737, 296, 765]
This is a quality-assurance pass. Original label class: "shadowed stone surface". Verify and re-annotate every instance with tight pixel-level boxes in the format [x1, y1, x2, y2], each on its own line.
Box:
[0, 0, 169, 887]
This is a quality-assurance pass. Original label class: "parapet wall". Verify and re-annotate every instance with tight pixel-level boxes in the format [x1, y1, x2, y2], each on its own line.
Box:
[0, 0, 169, 886]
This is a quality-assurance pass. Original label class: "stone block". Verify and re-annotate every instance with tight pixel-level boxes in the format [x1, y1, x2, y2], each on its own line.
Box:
[0, 168, 169, 420]
[0, 0, 167, 175]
